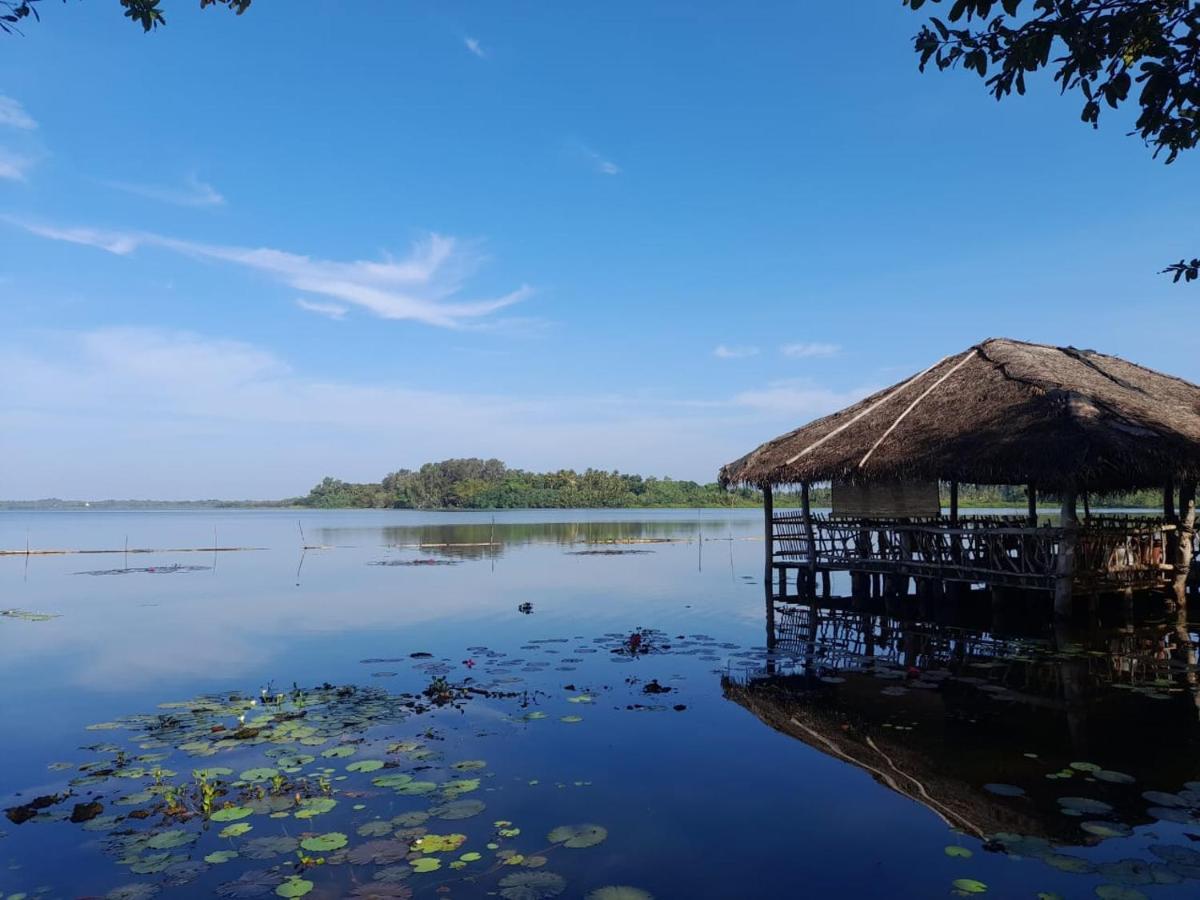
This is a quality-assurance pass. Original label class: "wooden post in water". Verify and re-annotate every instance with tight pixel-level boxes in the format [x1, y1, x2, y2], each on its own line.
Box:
[1027, 484, 1038, 527]
[762, 484, 774, 598]
[1054, 488, 1078, 618]
[1165, 478, 1179, 599]
[949, 481, 959, 524]
[801, 481, 816, 596]
[1174, 480, 1196, 608]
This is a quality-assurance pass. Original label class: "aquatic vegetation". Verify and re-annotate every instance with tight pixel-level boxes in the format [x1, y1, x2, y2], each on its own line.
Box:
[299, 832, 347, 852]
[75, 565, 211, 576]
[586, 889, 654, 900]
[547, 823, 607, 848]
[952, 878, 988, 894]
[0, 608, 60, 621]
[498, 871, 567, 900]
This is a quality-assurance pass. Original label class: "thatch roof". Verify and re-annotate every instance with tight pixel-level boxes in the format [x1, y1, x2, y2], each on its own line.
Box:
[719, 338, 1200, 491]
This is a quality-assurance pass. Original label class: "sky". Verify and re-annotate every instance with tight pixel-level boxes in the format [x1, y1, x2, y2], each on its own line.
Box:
[0, 1, 1196, 499]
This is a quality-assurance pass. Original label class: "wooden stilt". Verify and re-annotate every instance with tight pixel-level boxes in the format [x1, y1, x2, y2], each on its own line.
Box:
[949, 480, 959, 524]
[1054, 489, 1078, 618]
[1027, 483, 1037, 527]
[762, 484, 773, 597]
[801, 481, 816, 594]
[1174, 480, 1196, 608]
[1165, 479, 1179, 599]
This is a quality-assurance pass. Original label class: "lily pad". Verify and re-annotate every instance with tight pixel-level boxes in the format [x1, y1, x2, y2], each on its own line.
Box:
[219, 822, 254, 838]
[945, 846, 973, 858]
[430, 799, 486, 820]
[348, 840, 409, 866]
[299, 832, 347, 852]
[211, 806, 254, 822]
[347, 760, 384, 773]
[586, 889, 653, 900]
[147, 829, 196, 850]
[239, 768, 278, 783]
[498, 871, 567, 900]
[547, 823, 607, 848]
[275, 877, 313, 898]
[409, 857, 441, 873]
[951, 879, 987, 894]
[1058, 797, 1113, 814]
[216, 869, 284, 898]
[357, 821, 393, 837]
[1082, 821, 1133, 839]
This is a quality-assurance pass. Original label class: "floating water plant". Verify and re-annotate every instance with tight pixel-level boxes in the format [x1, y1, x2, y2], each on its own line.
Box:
[547, 823, 607, 848]
[498, 871, 567, 900]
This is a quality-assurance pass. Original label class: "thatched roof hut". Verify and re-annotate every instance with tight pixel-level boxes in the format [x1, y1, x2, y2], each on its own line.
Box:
[719, 338, 1200, 492]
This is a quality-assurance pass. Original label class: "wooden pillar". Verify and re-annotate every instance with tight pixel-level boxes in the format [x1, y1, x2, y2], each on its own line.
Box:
[949, 481, 959, 524]
[1165, 478, 1179, 601]
[1054, 489, 1078, 618]
[1173, 480, 1196, 607]
[801, 482, 816, 593]
[1027, 483, 1037, 527]
[1082, 491, 1091, 521]
[762, 484, 774, 597]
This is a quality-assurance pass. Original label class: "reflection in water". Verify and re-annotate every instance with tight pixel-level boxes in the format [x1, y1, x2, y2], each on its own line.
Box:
[725, 598, 1200, 852]
[314, 516, 742, 560]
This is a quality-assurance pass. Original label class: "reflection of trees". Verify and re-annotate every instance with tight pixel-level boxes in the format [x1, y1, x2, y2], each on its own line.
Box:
[313, 518, 747, 560]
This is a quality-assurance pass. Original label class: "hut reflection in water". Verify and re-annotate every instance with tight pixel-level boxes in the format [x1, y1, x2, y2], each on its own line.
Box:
[725, 594, 1200, 850]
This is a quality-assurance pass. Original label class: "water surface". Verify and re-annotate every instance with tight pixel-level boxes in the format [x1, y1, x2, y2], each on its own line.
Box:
[3, 509, 1199, 899]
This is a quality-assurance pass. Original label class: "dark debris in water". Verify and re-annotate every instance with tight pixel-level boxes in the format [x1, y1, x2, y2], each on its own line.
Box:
[75, 564, 212, 576]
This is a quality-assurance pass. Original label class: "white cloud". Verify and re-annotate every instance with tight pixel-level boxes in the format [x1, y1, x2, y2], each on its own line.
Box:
[0, 95, 36, 130]
[296, 298, 348, 320]
[733, 379, 870, 416]
[9, 218, 533, 329]
[0, 146, 35, 181]
[0, 327, 863, 498]
[714, 344, 759, 359]
[464, 36, 486, 58]
[572, 141, 620, 176]
[103, 174, 226, 208]
[781, 341, 841, 359]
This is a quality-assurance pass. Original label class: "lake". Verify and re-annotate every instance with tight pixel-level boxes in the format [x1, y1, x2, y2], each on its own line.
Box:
[3, 508, 1200, 900]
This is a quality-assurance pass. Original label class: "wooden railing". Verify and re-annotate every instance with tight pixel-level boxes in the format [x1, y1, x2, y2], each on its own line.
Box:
[770, 512, 1172, 592]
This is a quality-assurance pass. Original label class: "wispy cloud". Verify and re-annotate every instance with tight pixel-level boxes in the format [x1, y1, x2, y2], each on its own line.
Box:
[572, 140, 620, 176]
[0, 95, 36, 130]
[733, 378, 871, 416]
[781, 341, 841, 359]
[714, 344, 759, 359]
[296, 298, 348, 320]
[103, 174, 226, 208]
[9, 218, 532, 329]
[0, 146, 35, 181]
[464, 36, 486, 58]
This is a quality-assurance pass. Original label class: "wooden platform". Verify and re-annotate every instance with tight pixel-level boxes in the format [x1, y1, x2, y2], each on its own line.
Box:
[768, 511, 1186, 597]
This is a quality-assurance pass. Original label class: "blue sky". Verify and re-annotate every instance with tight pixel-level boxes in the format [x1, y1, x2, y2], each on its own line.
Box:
[0, 1, 1196, 498]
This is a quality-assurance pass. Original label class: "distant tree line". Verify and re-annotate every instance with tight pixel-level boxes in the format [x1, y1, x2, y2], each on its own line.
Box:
[299, 459, 764, 510]
[297, 459, 1164, 511]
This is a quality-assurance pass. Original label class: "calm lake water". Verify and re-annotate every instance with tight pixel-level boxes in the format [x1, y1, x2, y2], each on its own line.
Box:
[3, 509, 1200, 900]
